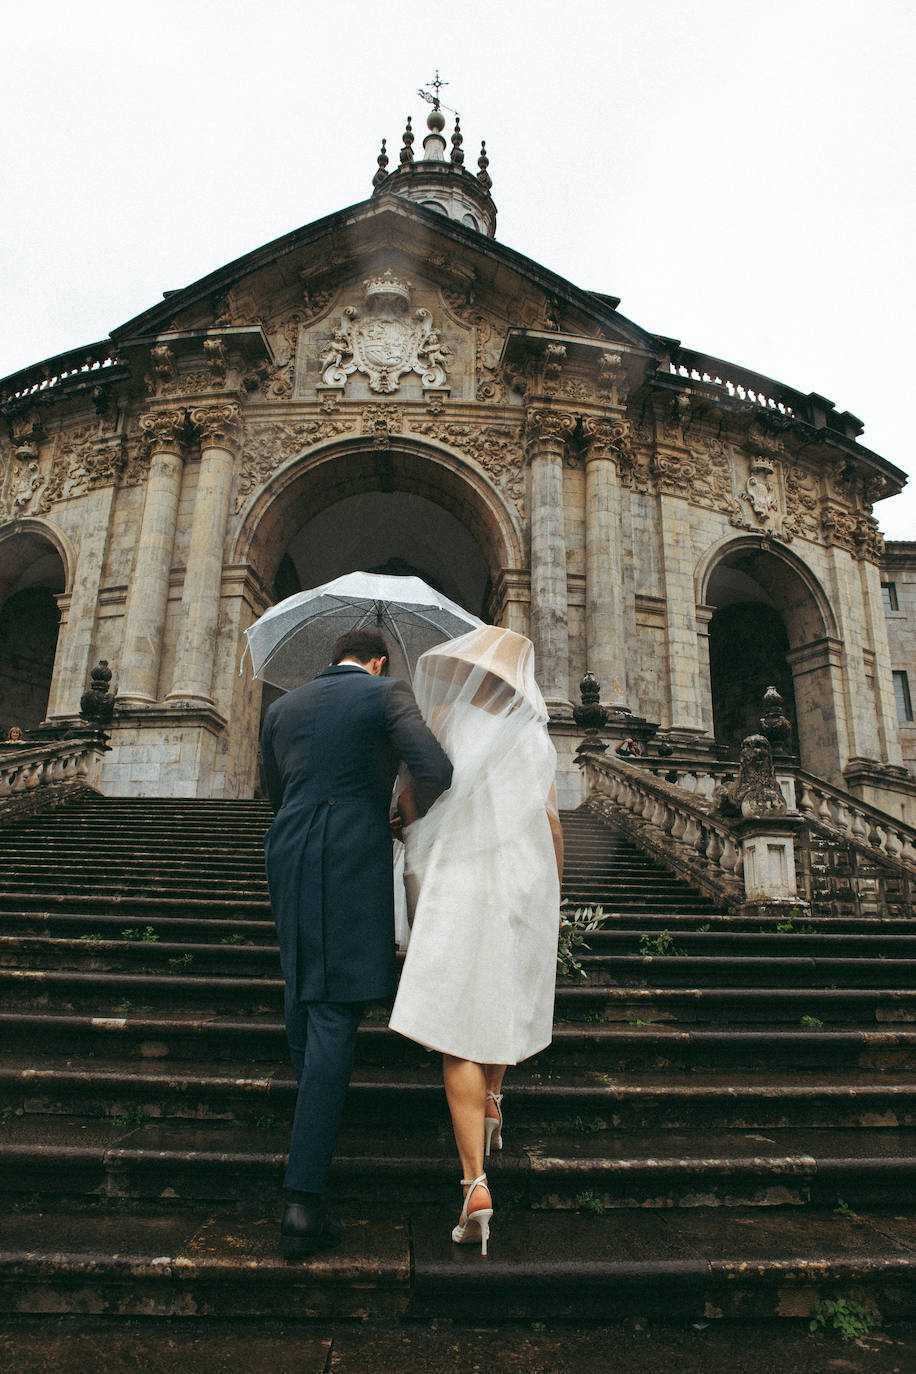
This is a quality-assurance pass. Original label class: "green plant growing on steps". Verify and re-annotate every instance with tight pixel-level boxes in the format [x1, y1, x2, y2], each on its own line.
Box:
[574, 1190, 605, 1215]
[110, 1106, 148, 1127]
[255, 1113, 279, 1129]
[625, 1011, 656, 1027]
[118, 1000, 133, 1014]
[809, 1297, 877, 1342]
[800, 1015, 824, 1030]
[697, 923, 711, 933]
[557, 903, 610, 979]
[78, 932, 106, 943]
[639, 929, 685, 957]
[167, 953, 194, 971]
[220, 933, 248, 945]
[122, 926, 159, 943]
[834, 1198, 860, 1221]
[1, 1105, 24, 1123]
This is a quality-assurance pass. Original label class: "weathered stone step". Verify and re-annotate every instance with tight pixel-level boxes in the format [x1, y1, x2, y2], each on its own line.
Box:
[4, 1059, 915, 1131]
[6, 1010, 916, 1072]
[6, 936, 916, 991]
[7, 910, 916, 957]
[3, 1117, 916, 1211]
[4, 967, 916, 1022]
[1, 1204, 914, 1323]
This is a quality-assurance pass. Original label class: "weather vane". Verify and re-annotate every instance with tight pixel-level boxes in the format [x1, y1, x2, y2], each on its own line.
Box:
[418, 71, 458, 117]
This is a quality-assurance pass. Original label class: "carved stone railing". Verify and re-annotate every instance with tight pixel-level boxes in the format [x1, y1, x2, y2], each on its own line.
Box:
[0, 340, 124, 408]
[582, 750, 916, 918]
[793, 768, 916, 871]
[581, 753, 747, 910]
[662, 344, 865, 439]
[0, 737, 106, 824]
[637, 754, 916, 876]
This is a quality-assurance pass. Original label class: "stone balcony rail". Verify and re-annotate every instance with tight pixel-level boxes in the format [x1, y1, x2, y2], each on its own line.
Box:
[0, 737, 107, 823]
[661, 343, 865, 440]
[0, 340, 124, 408]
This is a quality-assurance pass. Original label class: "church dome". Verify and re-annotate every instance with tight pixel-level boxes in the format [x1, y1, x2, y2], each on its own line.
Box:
[371, 104, 497, 238]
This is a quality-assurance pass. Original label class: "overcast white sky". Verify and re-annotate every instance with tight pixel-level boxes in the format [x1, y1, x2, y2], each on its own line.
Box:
[3, 0, 913, 537]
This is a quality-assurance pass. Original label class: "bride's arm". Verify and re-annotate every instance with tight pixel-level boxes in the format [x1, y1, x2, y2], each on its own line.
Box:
[397, 777, 420, 828]
[546, 783, 564, 881]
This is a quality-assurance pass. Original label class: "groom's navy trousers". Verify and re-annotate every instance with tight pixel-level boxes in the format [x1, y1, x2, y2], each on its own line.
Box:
[260, 664, 452, 1194]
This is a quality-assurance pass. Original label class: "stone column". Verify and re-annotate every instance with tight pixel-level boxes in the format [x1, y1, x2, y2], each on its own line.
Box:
[118, 411, 186, 706]
[167, 403, 241, 708]
[582, 418, 628, 708]
[525, 408, 574, 712]
[46, 476, 118, 717]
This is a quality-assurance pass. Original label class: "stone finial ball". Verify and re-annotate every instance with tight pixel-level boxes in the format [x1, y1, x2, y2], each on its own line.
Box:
[427, 107, 446, 133]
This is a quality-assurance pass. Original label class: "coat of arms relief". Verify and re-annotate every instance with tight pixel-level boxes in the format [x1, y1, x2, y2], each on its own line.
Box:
[319, 272, 451, 394]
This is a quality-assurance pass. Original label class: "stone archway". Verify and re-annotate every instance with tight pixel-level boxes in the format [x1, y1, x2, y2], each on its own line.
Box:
[0, 522, 70, 734]
[698, 537, 842, 779]
[230, 434, 525, 793]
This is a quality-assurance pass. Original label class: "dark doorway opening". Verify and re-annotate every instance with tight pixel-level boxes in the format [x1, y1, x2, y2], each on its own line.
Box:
[708, 602, 797, 754]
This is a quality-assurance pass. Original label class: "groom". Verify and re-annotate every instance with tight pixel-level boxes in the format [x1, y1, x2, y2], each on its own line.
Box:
[260, 627, 452, 1258]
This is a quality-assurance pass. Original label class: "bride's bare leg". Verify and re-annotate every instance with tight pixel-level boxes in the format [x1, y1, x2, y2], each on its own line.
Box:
[485, 1064, 507, 1117]
[442, 1054, 490, 1215]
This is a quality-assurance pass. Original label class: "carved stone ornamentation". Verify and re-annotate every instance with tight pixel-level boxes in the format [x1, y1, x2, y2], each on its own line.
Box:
[138, 410, 186, 455]
[203, 338, 228, 387]
[597, 352, 623, 406]
[782, 462, 820, 541]
[582, 417, 631, 464]
[79, 660, 117, 725]
[190, 402, 242, 452]
[409, 419, 526, 515]
[234, 419, 355, 513]
[320, 274, 451, 393]
[147, 344, 177, 394]
[738, 456, 779, 528]
[442, 290, 505, 401]
[713, 734, 787, 819]
[361, 404, 404, 436]
[36, 431, 126, 512]
[523, 408, 576, 455]
[4, 454, 45, 514]
[261, 311, 305, 399]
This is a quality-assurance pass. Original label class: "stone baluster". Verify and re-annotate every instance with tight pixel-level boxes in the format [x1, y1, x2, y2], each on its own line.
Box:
[118, 411, 187, 706]
[524, 408, 574, 712]
[167, 403, 241, 708]
[582, 418, 628, 708]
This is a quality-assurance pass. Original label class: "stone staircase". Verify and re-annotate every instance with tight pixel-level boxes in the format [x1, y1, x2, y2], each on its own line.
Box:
[1, 795, 915, 1326]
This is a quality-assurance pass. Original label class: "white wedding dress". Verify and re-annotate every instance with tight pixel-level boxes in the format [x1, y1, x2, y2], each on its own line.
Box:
[388, 627, 560, 1065]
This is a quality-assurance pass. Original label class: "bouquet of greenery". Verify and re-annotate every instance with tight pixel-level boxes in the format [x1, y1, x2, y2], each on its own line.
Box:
[557, 901, 610, 979]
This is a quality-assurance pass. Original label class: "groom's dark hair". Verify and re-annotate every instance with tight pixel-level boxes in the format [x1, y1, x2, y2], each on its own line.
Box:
[332, 628, 390, 671]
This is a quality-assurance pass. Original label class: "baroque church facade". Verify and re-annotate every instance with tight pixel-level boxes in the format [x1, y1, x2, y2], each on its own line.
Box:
[1, 102, 914, 819]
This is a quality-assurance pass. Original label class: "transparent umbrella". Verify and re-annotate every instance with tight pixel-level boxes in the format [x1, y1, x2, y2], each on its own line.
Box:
[242, 571, 484, 690]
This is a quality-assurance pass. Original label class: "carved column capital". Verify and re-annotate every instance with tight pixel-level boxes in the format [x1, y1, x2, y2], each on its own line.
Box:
[189, 402, 242, 454]
[581, 416, 631, 463]
[138, 409, 186, 455]
[523, 407, 576, 456]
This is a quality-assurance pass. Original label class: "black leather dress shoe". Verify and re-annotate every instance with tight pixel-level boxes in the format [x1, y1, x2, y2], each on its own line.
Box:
[279, 1199, 343, 1259]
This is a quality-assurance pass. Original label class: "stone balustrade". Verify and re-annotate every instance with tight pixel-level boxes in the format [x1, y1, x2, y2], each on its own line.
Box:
[795, 769, 916, 871]
[581, 753, 747, 908]
[0, 340, 123, 406]
[663, 344, 866, 439]
[0, 738, 106, 821]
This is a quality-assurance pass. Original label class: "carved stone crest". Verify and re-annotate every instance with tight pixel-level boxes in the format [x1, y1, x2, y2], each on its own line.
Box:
[320, 273, 451, 394]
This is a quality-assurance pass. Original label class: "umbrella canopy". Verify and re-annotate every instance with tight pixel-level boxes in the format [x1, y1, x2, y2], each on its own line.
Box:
[243, 571, 484, 690]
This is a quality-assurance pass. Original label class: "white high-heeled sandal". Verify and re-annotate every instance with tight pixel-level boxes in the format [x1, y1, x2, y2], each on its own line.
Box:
[484, 1091, 503, 1156]
[451, 1173, 493, 1255]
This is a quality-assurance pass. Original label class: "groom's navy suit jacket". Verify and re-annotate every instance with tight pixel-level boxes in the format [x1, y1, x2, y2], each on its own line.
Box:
[260, 665, 452, 1004]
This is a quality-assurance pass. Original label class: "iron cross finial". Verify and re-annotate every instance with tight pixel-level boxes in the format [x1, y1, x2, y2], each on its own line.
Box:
[418, 70, 449, 111]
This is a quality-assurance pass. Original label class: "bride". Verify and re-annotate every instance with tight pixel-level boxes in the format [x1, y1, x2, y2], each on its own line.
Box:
[388, 625, 564, 1254]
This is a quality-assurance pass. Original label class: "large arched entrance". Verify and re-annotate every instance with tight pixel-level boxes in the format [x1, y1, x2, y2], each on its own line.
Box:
[0, 523, 68, 735]
[232, 435, 524, 793]
[699, 538, 841, 779]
